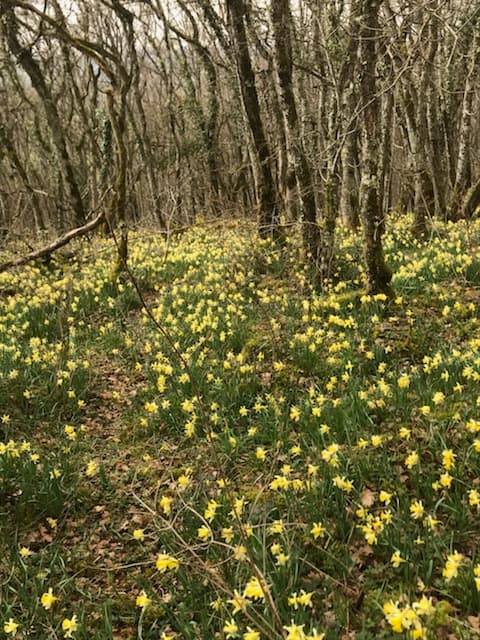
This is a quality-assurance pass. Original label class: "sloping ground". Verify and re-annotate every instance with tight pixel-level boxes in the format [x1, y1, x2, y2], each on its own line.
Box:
[1, 217, 480, 639]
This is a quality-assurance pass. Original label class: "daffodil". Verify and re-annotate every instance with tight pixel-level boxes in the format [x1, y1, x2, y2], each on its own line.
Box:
[41, 587, 58, 610]
[243, 576, 265, 600]
[156, 553, 180, 572]
[136, 590, 151, 609]
[62, 615, 78, 638]
[4, 619, 19, 636]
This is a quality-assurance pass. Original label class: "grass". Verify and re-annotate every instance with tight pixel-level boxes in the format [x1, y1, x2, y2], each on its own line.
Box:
[1, 215, 480, 639]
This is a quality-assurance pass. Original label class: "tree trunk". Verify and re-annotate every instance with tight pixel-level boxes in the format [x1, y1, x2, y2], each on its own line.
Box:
[270, 0, 322, 273]
[339, 1, 361, 231]
[341, 126, 360, 230]
[358, 0, 392, 295]
[0, 125, 46, 231]
[449, 32, 478, 220]
[461, 176, 480, 220]
[226, 0, 281, 239]
[380, 90, 394, 217]
[2, 7, 85, 227]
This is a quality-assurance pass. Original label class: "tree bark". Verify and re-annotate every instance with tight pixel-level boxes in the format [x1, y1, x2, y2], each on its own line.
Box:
[2, 6, 85, 227]
[270, 0, 322, 273]
[461, 176, 480, 220]
[358, 0, 392, 295]
[226, 0, 281, 239]
[0, 125, 46, 231]
[449, 32, 478, 220]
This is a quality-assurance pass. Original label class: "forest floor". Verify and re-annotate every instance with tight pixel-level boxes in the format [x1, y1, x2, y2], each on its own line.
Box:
[1, 216, 480, 639]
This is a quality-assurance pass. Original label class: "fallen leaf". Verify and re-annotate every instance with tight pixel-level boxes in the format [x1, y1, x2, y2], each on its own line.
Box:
[361, 488, 375, 507]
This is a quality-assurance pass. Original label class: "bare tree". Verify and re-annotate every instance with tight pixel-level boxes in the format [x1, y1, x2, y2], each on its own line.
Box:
[0, 0, 479, 287]
[2, 3, 86, 227]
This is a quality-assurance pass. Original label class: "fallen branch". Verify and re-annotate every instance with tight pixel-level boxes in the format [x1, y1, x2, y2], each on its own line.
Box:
[0, 210, 105, 273]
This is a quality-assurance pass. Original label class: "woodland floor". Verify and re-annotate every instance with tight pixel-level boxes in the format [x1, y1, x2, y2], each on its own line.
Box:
[2, 217, 480, 639]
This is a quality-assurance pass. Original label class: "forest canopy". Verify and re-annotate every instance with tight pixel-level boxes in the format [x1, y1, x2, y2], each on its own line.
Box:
[0, 0, 479, 287]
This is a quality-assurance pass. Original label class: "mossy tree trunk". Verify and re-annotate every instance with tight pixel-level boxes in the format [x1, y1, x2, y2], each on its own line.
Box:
[358, 0, 392, 295]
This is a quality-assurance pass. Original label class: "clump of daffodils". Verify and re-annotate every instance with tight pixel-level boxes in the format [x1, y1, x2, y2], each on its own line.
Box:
[442, 551, 464, 582]
[383, 596, 435, 635]
[156, 553, 180, 572]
